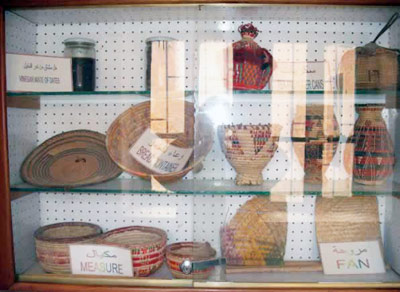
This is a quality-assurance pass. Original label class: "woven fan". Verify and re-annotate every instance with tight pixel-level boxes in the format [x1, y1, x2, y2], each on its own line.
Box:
[21, 130, 122, 187]
[221, 197, 287, 266]
[315, 197, 381, 243]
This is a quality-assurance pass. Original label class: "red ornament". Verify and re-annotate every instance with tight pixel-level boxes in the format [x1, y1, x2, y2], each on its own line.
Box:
[233, 23, 273, 90]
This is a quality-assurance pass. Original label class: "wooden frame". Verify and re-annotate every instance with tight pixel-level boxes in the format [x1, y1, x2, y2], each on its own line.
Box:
[2, 0, 400, 7]
[1, 0, 400, 291]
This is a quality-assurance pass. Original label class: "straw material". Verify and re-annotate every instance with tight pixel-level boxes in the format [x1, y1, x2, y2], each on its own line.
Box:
[21, 130, 122, 187]
[348, 104, 395, 185]
[106, 101, 213, 182]
[96, 226, 167, 277]
[221, 197, 287, 266]
[218, 124, 280, 185]
[292, 105, 340, 184]
[315, 197, 381, 243]
[34, 222, 102, 273]
[166, 242, 216, 279]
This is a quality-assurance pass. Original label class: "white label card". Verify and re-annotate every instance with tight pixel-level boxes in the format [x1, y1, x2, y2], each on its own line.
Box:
[6, 53, 73, 92]
[319, 241, 385, 275]
[70, 244, 133, 277]
[129, 128, 193, 174]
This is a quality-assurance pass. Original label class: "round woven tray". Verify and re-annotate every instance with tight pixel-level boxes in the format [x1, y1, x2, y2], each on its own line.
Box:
[96, 226, 167, 277]
[315, 196, 381, 243]
[221, 197, 287, 266]
[21, 130, 122, 187]
[166, 241, 216, 279]
[34, 222, 102, 273]
[106, 101, 213, 182]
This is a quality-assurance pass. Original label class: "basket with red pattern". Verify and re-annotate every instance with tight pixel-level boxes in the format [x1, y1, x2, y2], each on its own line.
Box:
[96, 226, 167, 277]
[347, 104, 395, 185]
[34, 222, 102, 273]
[166, 242, 216, 279]
[233, 23, 273, 90]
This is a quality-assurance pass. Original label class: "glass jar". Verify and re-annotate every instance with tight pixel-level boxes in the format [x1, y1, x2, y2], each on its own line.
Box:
[63, 37, 96, 91]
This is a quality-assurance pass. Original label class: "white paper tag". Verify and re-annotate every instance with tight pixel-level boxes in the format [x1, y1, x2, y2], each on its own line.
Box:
[129, 128, 193, 174]
[319, 241, 385, 275]
[70, 244, 133, 277]
[6, 53, 73, 92]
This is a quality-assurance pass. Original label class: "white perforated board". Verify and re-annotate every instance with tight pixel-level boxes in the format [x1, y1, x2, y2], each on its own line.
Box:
[5, 6, 400, 272]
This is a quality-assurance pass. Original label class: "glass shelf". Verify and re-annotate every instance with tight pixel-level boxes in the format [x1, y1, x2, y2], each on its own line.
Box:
[6, 89, 398, 97]
[10, 178, 400, 196]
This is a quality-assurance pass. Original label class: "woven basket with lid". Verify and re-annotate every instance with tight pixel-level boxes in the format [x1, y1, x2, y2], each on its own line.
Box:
[96, 226, 167, 277]
[34, 222, 102, 273]
[221, 197, 287, 266]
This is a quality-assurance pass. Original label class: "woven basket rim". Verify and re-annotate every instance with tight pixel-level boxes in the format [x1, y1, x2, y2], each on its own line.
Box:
[105, 101, 213, 181]
[21, 129, 122, 187]
[97, 226, 167, 249]
[166, 241, 216, 260]
[34, 222, 102, 243]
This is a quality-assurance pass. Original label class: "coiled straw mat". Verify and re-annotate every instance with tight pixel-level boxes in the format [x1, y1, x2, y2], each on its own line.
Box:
[34, 222, 102, 273]
[221, 196, 287, 266]
[106, 101, 213, 182]
[315, 196, 381, 243]
[21, 130, 122, 187]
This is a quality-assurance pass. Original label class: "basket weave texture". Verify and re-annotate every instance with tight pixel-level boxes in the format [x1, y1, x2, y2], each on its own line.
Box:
[96, 226, 167, 277]
[21, 130, 122, 187]
[106, 101, 213, 182]
[221, 197, 287, 266]
[291, 105, 340, 184]
[218, 124, 280, 185]
[166, 242, 216, 279]
[315, 197, 381, 243]
[34, 222, 102, 273]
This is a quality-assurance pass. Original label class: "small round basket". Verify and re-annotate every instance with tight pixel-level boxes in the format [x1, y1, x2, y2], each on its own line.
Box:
[34, 222, 102, 273]
[106, 101, 213, 182]
[96, 226, 167, 277]
[166, 242, 216, 279]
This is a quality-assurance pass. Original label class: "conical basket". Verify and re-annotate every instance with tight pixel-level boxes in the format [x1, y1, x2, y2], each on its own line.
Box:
[221, 197, 287, 266]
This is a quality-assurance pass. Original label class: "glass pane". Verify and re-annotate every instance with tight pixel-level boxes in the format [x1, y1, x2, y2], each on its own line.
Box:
[5, 4, 400, 288]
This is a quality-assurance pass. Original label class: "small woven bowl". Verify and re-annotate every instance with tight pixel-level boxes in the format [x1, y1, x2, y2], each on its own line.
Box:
[34, 222, 102, 273]
[166, 242, 216, 279]
[218, 124, 280, 185]
[96, 226, 167, 277]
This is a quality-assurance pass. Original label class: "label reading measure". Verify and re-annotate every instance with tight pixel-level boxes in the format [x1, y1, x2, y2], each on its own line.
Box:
[70, 244, 133, 277]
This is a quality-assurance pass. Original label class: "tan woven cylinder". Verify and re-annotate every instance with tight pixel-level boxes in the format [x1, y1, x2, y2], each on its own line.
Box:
[315, 197, 381, 243]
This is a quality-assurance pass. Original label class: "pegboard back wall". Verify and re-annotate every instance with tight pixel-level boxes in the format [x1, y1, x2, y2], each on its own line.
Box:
[29, 6, 398, 91]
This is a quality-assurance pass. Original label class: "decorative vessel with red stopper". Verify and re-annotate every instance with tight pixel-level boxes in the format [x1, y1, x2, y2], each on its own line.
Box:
[233, 23, 273, 90]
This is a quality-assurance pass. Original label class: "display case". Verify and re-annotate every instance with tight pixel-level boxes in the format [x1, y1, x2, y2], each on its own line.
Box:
[2, 1, 400, 291]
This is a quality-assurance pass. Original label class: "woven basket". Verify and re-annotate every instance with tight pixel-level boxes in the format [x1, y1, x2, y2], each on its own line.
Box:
[166, 242, 216, 279]
[221, 197, 287, 266]
[218, 124, 280, 185]
[106, 101, 213, 182]
[315, 197, 381, 243]
[291, 105, 340, 184]
[96, 226, 167, 277]
[34, 222, 102, 273]
[21, 130, 122, 188]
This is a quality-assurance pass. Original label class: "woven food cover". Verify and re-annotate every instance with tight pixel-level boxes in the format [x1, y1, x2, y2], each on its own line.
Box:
[96, 226, 167, 277]
[21, 130, 122, 187]
[166, 242, 216, 279]
[315, 196, 381, 243]
[34, 222, 102, 273]
[221, 196, 287, 266]
[106, 101, 213, 182]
